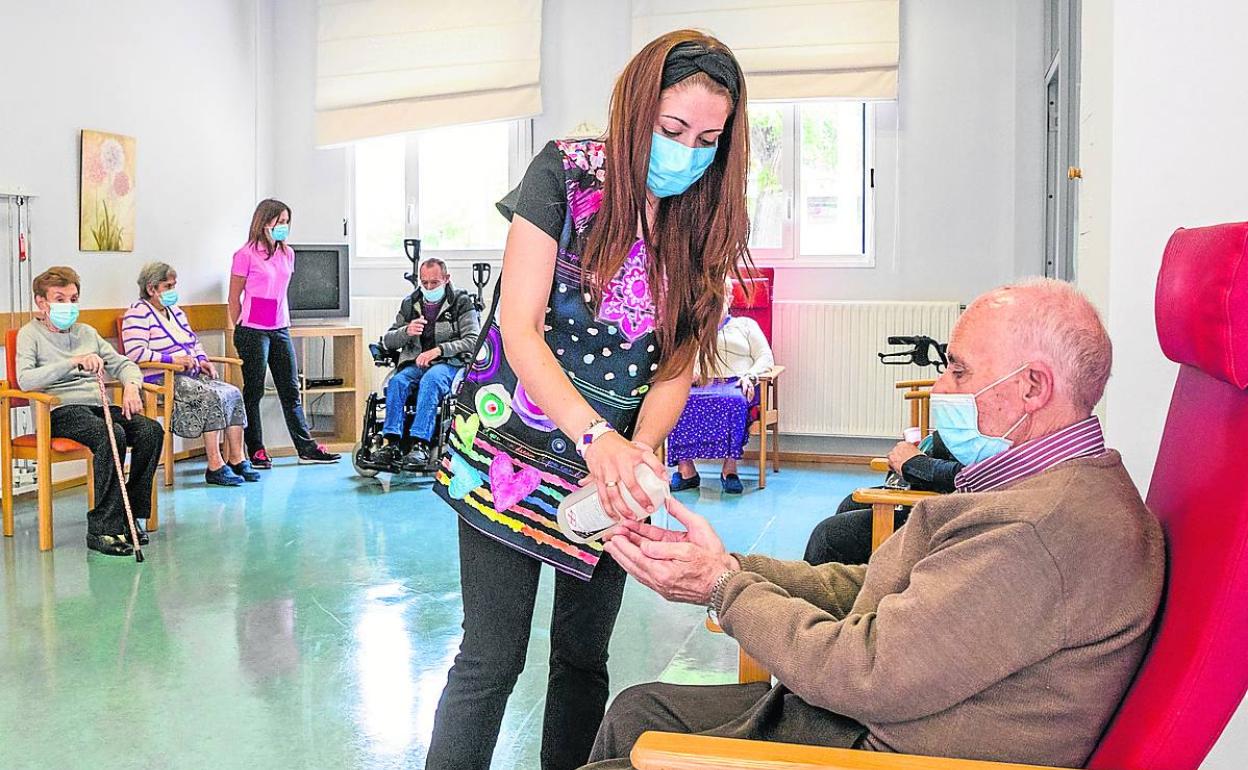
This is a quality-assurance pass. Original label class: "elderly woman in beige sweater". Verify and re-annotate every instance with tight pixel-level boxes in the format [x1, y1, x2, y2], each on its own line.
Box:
[584, 278, 1164, 770]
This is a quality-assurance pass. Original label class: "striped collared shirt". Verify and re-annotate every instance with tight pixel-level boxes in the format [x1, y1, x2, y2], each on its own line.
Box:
[954, 416, 1106, 493]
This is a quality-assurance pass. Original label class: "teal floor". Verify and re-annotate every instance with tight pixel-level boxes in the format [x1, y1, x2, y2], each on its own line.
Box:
[0, 457, 873, 769]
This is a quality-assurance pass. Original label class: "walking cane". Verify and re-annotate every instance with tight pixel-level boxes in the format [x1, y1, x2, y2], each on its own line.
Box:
[96, 373, 144, 563]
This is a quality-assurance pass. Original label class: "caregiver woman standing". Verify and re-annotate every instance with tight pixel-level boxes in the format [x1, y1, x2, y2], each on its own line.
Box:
[227, 199, 339, 468]
[426, 30, 751, 770]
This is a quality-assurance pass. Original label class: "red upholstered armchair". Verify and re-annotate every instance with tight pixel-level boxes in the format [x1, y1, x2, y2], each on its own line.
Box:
[632, 224, 1248, 769]
[730, 267, 784, 488]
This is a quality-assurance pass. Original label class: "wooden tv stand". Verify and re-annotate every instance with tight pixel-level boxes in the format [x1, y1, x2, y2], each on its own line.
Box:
[226, 325, 365, 457]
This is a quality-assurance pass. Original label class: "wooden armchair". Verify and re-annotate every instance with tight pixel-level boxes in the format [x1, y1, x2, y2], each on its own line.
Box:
[750, 365, 785, 489]
[858, 378, 940, 548]
[895, 378, 936, 437]
[2, 328, 160, 550]
[731, 268, 783, 488]
[114, 314, 242, 487]
[636, 222, 1248, 770]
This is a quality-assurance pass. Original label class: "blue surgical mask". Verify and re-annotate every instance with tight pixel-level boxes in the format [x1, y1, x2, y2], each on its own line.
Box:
[422, 284, 446, 304]
[159, 289, 179, 306]
[270, 223, 289, 242]
[48, 302, 79, 330]
[647, 132, 717, 198]
[930, 363, 1030, 466]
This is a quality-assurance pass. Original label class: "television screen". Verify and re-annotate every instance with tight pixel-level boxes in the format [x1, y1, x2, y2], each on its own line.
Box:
[289, 244, 349, 319]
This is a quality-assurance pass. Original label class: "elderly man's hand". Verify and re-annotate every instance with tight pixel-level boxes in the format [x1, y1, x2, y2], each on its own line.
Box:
[604, 497, 740, 605]
[121, 383, 144, 420]
[888, 440, 923, 474]
[73, 353, 106, 375]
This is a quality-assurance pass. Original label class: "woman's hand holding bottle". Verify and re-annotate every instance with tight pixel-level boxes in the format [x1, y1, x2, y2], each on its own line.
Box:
[583, 430, 667, 521]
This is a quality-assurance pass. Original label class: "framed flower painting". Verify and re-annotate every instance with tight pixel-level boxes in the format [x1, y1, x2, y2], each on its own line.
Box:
[80, 129, 136, 251]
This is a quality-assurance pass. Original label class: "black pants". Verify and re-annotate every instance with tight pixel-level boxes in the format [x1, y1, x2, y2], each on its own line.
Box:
[49, 405, 163, 536]
[232, 325, 315, 456]
[802, 492, 910, 566]
[425, 518, 630, 770]
[583, 682, 773, 769]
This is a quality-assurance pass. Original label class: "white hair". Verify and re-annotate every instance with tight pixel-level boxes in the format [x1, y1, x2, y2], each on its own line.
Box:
[966, 278, 1112, 413]
[137, 261, 175, 300]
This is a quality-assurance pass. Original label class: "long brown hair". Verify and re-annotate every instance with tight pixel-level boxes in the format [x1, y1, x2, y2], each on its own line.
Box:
[247, 198, 292, 258]
[584, 30, 752, 381]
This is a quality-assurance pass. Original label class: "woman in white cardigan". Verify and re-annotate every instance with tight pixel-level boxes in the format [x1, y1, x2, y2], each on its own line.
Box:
[667, 290, 774, 494]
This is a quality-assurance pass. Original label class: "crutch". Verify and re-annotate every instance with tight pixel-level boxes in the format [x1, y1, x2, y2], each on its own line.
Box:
[95, 372, 144, 563]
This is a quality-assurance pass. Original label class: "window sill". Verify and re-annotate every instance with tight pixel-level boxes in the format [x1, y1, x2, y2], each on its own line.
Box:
[352, 250, 504, 270]
[750, 258, 876, 270]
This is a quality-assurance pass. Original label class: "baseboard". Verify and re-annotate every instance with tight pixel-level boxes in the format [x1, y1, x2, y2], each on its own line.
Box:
[741, 450, 873, 465]
[739, 432, 896, 465]
[23, 447, 208, 496]
[263, 441, 355, 458]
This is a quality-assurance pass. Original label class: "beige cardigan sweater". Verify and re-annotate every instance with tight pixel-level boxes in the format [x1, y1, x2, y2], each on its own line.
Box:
[721, 451, 1164, 768]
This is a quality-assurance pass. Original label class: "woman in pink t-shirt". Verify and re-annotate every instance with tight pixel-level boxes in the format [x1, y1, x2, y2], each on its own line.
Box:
[227, 198, 339, 467]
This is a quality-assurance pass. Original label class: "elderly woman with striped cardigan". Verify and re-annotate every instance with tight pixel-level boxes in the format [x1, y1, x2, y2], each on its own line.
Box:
[121, 262, 257, 487]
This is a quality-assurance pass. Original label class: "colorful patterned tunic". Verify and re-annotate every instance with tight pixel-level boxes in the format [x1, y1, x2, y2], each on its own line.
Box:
[433, 140, 662, 580]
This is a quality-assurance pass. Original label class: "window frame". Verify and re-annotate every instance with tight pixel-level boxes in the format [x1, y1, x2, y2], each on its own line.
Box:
[347, 119, 533, 268]
[747, 99, 880, 269]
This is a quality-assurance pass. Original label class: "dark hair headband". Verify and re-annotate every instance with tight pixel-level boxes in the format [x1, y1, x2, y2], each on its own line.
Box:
[660, 41, 740, 102]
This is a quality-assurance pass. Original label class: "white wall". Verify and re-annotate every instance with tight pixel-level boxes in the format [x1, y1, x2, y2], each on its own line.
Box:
[781, 0, 1046, 304]
[271, 0, 1046, 308]
[1090, 2, 1248, 766]
[0, 0, 270, 310]
[1074, 0, 1112, 319]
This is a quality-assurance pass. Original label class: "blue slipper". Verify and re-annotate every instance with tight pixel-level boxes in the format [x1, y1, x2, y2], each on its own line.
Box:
[670, 471, 701, 492]
[206, 465, 244, 487]
[229, 460, 262, 482]
[721, 473, 744, 495]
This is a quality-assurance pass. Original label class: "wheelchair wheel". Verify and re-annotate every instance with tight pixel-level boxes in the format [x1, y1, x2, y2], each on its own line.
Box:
[353, 443, 380, 478]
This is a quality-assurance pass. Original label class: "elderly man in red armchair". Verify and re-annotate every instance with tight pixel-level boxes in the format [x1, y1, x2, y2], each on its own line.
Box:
[583, 278, 1165, 770]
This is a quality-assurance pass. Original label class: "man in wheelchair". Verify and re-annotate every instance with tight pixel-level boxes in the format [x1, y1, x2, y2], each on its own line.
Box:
[372, 257, 480, 471]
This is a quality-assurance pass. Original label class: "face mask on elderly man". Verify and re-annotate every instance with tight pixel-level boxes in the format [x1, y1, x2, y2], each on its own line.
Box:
[929, 362, 1031, 466]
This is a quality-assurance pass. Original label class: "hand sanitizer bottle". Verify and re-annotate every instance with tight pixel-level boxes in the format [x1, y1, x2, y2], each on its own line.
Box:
[557, 464, 668, 544]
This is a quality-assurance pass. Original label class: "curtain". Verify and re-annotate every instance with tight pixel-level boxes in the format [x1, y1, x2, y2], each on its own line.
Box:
[632, 0, 898, 100]
[315, 0, 542, 145]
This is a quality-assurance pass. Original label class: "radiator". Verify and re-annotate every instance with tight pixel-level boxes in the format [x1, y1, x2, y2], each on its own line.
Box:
[351, 297, 960, 440]
[772, 301, 962, 438]
[349, 296, 407, 394]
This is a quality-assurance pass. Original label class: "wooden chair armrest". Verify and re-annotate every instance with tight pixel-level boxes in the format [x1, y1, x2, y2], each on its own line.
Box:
[851, 488, 939, 507]
[756, 365, 785, 381]
[103, 381, 164, 396]
[206, 355, 244, 367]
[631, 733, 1068, 770]
[135, 361, 182, 371]
[869, 458, 890, 473]
[0, 388, 62, 406]
[705, 617, 724, 634]
[894, 379, 936, 390]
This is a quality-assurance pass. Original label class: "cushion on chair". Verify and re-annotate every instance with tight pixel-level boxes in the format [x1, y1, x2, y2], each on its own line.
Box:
[1155, 221, 1248, 388]
[12, 434, 90, 454]
[731, 266, 775, 343]
[1089, 222, 1248, 770]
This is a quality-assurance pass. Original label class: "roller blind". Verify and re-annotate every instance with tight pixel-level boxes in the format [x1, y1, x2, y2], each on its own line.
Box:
[315, 0, 542, 146]
[632, 0, 898, 100]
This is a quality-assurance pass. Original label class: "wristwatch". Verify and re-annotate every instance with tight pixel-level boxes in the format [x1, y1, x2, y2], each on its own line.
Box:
[707, 569, 740, 625]
[576, 418, 616, 457]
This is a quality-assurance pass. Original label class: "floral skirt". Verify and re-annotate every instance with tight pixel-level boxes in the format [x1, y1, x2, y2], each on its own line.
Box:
[666, 379, 758, 464]
[171, 374, 247, 439]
